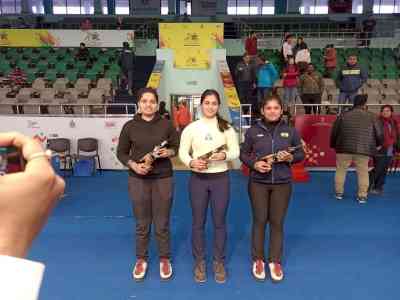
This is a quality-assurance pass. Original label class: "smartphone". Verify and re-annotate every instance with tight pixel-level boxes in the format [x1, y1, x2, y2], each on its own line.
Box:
[0, 146, 25, 175]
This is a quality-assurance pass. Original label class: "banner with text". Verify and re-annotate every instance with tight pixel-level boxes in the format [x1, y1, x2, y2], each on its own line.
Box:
[0, 29, 135, 48]
[147, 60, 165, 89]
[159, 23, 224, 69]
[0, 116, 130, 170]
[217, 60, 240, 108]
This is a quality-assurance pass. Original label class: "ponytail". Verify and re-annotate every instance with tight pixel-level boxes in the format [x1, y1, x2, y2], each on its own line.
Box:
[216, 113, 230, 132]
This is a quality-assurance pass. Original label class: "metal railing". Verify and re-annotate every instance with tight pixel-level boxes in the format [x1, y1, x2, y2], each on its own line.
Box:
[293, 103, 400, 115]
[0, 103, 137, 117]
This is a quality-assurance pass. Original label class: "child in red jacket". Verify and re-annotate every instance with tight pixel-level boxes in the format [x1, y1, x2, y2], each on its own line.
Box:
[282, 56, 299, 110]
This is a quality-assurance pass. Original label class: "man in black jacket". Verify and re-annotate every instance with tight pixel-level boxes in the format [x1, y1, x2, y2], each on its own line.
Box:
[119, 42, 136, 95]
[330, 95, 384, 204]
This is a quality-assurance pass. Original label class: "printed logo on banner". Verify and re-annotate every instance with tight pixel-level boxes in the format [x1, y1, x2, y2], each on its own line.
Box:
[33, 132, 47, 144]
[105, 121, 116, 129]
[27, 120, 40, 129]
[110, 136, 123, 167]
[69, 120, 76, 128]
[83, 31, 101, 47]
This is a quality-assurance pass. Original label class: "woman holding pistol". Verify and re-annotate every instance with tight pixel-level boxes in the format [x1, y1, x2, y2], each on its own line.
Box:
[240, 95, 304, 282]
[179, 89, 239, 284]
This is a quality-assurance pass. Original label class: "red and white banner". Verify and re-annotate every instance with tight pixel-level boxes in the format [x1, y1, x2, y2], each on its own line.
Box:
[295, 114, 400, 168]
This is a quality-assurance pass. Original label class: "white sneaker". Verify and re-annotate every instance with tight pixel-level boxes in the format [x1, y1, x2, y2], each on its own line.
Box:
[132, 259, 148, 281]
[160, 258, 173, 281]
[269, 262, 284, 282]
[252, 260, 266, 281]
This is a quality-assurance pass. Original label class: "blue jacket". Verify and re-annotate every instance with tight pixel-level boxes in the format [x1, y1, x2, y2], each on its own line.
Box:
[257, 63, 278, 88]
[240, 120, 305, 184]
[336, 63, 368, 93]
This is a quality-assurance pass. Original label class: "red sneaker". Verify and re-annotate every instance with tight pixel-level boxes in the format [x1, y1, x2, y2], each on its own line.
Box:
[132, 259, 147, 281]
[160, 258, 173, 280]
[252, 259, 266, 281]
[269, 262, 284, 282]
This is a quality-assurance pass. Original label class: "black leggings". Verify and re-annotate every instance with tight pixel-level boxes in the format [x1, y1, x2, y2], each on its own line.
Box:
[248, 181, 292, 262]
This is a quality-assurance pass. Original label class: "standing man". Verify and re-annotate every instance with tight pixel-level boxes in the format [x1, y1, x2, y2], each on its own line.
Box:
[119, 41, 136, 95]
[336, 55, 368, 110]
[235, 53, 256, 109]
[362, 15, 376, 47]
[330, 95, 383, 204]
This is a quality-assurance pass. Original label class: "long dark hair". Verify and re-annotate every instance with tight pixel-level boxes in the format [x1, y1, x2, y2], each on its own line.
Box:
[200, 89, 230, 132]
[136, 87, 159, 103]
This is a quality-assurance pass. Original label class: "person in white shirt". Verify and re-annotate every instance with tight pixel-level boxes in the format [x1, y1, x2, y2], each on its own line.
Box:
[0, 132, 65, 300]
[179, 89, 239, 284]
[282, 34, 295, 63]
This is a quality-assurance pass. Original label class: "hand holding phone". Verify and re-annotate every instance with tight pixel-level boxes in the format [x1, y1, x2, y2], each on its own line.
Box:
[0, 132, 65, 258]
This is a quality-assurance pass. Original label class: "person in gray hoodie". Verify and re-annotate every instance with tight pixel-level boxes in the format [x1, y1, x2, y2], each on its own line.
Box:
[336, 55, 368, 109]
[119, 42, 136, 95]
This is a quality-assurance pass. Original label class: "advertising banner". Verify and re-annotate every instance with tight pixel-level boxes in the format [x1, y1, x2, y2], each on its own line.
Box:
[295, 114, 400, 168]
[0, 29, 135, 48]
[217, 60, 240, 108]
[0, 116, 130, 170]
[159, 23, 224, 69]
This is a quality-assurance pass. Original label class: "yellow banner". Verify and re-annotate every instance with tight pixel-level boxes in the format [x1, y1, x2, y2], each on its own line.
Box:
[146, 72, 162, 89]
[159, 23, 224, 69]
[0, 29, 54, 47]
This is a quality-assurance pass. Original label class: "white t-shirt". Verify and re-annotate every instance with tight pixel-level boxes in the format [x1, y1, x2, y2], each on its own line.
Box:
[0, 255, 44, 300]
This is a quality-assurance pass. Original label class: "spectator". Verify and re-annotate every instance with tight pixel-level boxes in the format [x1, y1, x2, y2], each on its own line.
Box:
[116, 16, 124, 30]
[245, 32, 258, 59]
[299, 63, 324, 114]
[294, 37, 311, 74]
[80, 18, 92, 31]
[362, 15, 376, 47]
[281, 34, 295, 63]
[173, 100, 192, 133]
[75, 42, 90, 61]
[336, 55, 367, 109]
[119, 42, 135, 95]
[394, 43, 400, 68]
[8, 66, 27, 87]
[159, 101, 171, 120]
[235, 53, 256, 109]
[369, 105, 400, 195]
[7, 66, 27, 114]
[324, 44, 337, 78]
[330, 95, 384, 204]
[256, 55, 278, 108]
[282, 56, 299, 110]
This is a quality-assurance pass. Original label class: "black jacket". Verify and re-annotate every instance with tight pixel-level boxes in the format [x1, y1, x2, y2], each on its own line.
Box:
[117, 113, 179, 179]
[240, 120, 305, 184]
[119, 49, 135, 72]
[330, 107, 384, 157]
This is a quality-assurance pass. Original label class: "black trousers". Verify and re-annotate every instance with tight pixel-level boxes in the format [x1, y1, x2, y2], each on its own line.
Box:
[369, 154, 393, 192]
[248, 180, 292, 262]
[128, 176, 173, 260]
[301, 93, 321, 114]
